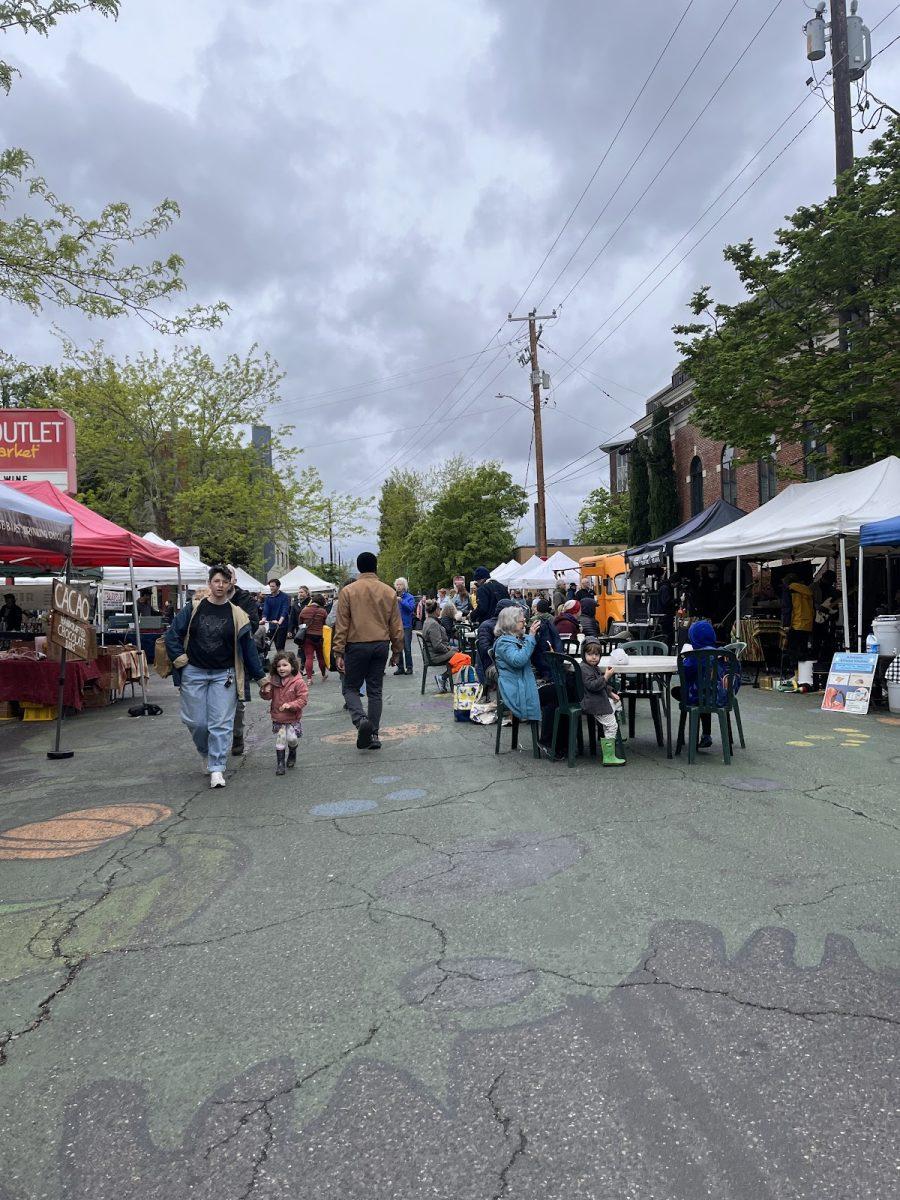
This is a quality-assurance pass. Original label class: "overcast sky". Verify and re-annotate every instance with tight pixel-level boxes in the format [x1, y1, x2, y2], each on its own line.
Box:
[2, 0, 898, 559]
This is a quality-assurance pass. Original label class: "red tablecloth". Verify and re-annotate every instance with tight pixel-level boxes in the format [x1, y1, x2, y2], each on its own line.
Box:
[0, 659, 101, 711]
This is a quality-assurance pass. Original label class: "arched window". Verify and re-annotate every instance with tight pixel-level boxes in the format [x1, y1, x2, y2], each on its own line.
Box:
[689, 455, 703, 516]
[758, 454, 777, 504]
[721, 445, 737, 505]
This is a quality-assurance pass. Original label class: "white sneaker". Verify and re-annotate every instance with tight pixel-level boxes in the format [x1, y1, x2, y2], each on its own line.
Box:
[210, 771, 226, 789]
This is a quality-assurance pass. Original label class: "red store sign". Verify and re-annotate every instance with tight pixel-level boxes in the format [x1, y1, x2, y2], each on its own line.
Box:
[0, 409, 77, 494]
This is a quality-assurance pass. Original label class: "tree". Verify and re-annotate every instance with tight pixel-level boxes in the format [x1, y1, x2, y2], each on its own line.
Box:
[377, 469, 423, 586]
[0, 5, 224, 332]
[674, 118, 900, 472]
[404, 461, 527, 590]
[1, 2, 120, 94]
[628, 436, 650, 546]
[49, 341, 338, 576]
[647, 407, 680, 536]
[576, 486, 629, 544]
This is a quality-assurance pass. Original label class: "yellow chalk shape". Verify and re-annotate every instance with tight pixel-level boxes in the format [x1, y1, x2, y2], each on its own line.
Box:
[786, 740, 815, 747]
[840, 741, 862, 747]
[834, 726, 865, 733]
[805, 734, 834, 740]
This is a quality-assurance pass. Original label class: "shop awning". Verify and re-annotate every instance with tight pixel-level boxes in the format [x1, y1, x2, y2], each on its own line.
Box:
[860, 515, 900, 549]
[627, 499, 746, 568]
[674, 456, 900, 563]
[0, 480, 74, 565]
[3, 481, 179, 568]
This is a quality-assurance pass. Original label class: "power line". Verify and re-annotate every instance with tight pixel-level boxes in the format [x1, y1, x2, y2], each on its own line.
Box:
[552, 0, 787, 311]
[534, 0, 745, 309]
[507, 0, 696, 314]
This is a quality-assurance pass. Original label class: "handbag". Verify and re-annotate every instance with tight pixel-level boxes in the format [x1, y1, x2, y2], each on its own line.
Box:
[452, 665, 482, 722]
[153, 636, 172, 679]
[293, 622, 307, 646]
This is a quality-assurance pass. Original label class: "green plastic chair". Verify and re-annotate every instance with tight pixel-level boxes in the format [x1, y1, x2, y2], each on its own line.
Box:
[617, 639, 669, 745]
[674, 647, 741, 765]
[720, 641, 747, 749]
[545, 652, 597, 768]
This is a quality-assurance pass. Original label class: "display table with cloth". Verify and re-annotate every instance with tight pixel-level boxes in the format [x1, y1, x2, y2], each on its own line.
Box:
[0, 659, 101, 711]
[599, 654, 678, 759]
[95, 649, 149, 699]
[732, 617, 783, 682]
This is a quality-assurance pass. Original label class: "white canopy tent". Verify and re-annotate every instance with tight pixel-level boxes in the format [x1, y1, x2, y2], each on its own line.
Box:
[674, 456, 900, 651]
[490, 559, 519, 582]
[277, 563, 335, 593]
[544, 549, 581, 583]
[101, 533, 208, 589]
[233, 566, 265, 592]
[504, 554, 545, 589]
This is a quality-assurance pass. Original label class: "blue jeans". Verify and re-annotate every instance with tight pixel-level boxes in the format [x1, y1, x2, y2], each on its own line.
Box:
[399, 626, 414, 672]
[179, 665, 237, 772]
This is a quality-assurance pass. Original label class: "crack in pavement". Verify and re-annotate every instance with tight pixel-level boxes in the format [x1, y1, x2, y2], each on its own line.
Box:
[486, 1069, 529, 1199]
[772, 875, 898, 919]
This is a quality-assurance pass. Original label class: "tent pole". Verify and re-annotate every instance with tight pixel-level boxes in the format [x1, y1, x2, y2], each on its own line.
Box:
[735, 555, 741, 641]
[177, 561, 183, 609]
[838, 536, 850, 651]
[47, 555, 74, 760]
[857, 543, 864, 653]
[128, 556, 151, 712]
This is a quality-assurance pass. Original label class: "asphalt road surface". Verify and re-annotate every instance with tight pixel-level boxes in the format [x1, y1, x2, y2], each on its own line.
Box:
[1, 667, 898, 1199]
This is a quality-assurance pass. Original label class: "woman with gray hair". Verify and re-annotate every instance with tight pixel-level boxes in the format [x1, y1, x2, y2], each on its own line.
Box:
[493, 605, 542, 723]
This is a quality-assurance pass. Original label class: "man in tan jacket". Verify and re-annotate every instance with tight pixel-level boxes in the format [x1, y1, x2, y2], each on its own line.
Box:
[333, 551, 404, 749]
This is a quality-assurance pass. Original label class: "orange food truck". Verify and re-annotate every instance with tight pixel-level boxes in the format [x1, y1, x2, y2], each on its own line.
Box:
[578, 552, 627, 632]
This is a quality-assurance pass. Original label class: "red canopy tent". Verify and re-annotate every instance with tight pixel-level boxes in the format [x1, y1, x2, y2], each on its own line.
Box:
[2, 481, 179, 568]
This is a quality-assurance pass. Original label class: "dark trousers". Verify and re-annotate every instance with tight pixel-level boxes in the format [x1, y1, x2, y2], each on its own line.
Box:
[342, 641, 390, 733]
[399, 627, 413, 672]
[272, 623, 288, 651]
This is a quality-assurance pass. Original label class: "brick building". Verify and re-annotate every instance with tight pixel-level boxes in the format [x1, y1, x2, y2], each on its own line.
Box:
[602, 367, 822, 526]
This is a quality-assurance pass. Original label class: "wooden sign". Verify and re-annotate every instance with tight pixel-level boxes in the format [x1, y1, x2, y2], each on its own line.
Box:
[49, 611, 97, 662]
[52, 578, 92, 623]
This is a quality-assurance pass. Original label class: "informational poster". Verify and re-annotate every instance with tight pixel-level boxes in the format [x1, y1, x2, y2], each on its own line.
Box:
[821, 652, 878, 716]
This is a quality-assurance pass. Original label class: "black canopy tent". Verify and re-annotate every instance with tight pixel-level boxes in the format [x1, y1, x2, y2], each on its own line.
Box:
[626, 499, 746, 569]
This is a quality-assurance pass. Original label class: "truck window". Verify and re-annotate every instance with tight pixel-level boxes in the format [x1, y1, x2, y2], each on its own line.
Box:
[614, 573, 626, 593]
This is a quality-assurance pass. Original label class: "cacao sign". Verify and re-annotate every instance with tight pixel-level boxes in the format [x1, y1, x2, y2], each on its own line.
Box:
[49, 611, 97, 662]
[52, 579, 91, 624]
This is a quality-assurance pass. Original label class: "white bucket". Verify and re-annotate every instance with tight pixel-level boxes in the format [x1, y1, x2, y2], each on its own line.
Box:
[887, 681, 900, 715]
[797, 660, 814, 687]
[873, 615, 900, 657]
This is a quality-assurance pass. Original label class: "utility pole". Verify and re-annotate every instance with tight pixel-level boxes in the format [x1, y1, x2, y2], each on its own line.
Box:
[326, 499, 334, 565]
[507, 308, 556, 557]
[805, 0, 872, 192]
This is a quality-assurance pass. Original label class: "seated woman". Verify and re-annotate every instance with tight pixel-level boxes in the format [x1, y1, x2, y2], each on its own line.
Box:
[531, 597, 563, 681]
[554, 599, 582, 638]
[578, 595, 600, 637]
[493, 605, 542, 736]
[422, 599, 455, 691]
[439, 601, 460, 644]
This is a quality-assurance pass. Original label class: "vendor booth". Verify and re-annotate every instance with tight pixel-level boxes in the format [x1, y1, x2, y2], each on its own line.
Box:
[674, 456, 900, 657]
[490, 559, 519, 582]
[1, 481, 178, 741]
[627, 499, 746, 570]
[278, 563, 334, 593]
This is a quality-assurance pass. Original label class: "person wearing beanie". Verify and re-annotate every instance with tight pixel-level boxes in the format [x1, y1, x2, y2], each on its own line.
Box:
[531, 597, 564, 681]
[470, 565, 510, 626]
[474, 597, 516, 689]
[332, 552, 404, 749]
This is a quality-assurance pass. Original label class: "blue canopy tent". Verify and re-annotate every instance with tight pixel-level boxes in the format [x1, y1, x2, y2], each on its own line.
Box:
[860, 516, 900, 548]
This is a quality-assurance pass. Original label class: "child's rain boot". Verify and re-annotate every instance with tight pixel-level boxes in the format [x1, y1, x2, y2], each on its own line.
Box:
[601, 737, 626, 767]
[276, 749, 286, 775]
[286, 746, 297, 769]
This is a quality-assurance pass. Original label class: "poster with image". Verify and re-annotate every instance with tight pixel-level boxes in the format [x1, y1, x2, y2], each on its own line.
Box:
[821, 652, 878, 715]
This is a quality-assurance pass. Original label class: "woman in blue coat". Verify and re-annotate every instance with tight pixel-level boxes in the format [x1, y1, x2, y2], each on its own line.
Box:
[493, 605, 542, 722]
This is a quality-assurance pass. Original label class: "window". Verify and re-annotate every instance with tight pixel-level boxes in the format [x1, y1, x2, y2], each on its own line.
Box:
[804, 430, 824, 481]
[758, 455, 777, 504]
[614, 573, 627, 594]
[721, 445, 737, 505]
[689, 455, 703, 516]
[614, 447, 630, 492]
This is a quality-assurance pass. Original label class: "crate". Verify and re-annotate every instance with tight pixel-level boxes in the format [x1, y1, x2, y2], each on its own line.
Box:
[21, 703, 58, 722]
[0, 701, 18, 721]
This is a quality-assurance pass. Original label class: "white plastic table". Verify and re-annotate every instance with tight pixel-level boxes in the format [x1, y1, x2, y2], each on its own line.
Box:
[599, 654, 678, 758]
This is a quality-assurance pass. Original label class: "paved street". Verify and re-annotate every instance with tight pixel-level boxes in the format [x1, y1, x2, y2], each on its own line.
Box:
[1, 672, 898, 1199]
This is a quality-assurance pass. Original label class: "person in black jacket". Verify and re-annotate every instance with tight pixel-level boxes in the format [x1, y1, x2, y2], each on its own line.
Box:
[475, 598, 516, 689]
[531, 598, 563, 680]
[470, 566, 509, 625]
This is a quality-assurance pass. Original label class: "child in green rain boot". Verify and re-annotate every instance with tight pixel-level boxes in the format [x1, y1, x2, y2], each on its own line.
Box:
[580, 639, 626, 767]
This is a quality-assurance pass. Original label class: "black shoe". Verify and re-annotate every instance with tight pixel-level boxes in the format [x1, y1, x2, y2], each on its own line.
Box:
[369, 734, 382, 750]
[286, 746, 297, 768]
[356, 718, 373, 749]
[275, 749, 286, 775]
[231, 739, 244, 756]
[405, 668, 414, 675]
[698, 735, 713, 749]
[393, 668, 405, 676]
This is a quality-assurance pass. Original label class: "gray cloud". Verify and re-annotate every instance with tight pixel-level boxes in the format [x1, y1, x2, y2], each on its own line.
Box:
[0, 0, 897, 552]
